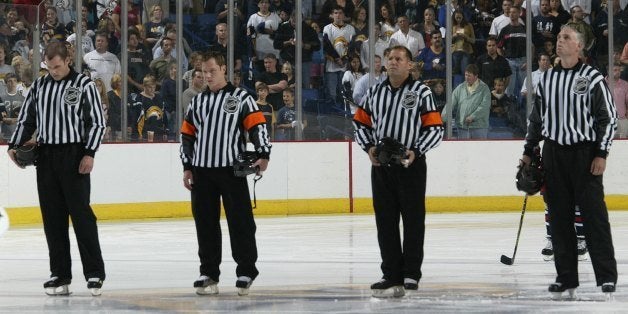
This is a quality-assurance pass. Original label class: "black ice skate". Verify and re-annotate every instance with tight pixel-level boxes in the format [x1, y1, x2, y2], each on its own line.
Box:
[87, 278, 103, 296]
[548, 282, 576, 300]
[602, 282, 615, 301]
[371, 279, 405, 298]
[236, 276, 253, 296]
[44, 277, 71, 296]
[541, 239, 553, 261]
[577, 239, 588, 261]
[194, 275, 218, 295]
[403, 278, 418, 291]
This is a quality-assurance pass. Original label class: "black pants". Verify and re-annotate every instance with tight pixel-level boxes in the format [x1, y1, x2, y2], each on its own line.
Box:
[191, 167, 258, 281]
[36, 144, 105, 281]
[543, 140, 617, 287]
[371, 156, 427, 283]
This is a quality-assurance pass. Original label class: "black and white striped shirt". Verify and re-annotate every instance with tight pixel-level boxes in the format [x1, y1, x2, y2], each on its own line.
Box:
[8, 69, 106, 156]
[525, 61, 618, 158]
[353, 77, 444, 155]
[180, 83, 271, 169]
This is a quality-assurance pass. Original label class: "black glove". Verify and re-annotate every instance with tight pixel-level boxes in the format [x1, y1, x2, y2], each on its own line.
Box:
[375, 137, 407, 167]
[516, 151, 544, 195]
[15, 144, 39, 167]
[233, 151, 259, 177]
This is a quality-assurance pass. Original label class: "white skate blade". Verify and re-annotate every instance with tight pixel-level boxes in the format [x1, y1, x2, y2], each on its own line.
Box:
[543, 255, 554, 262]
[45, 285, 71, 296]
[551, 288, 576, 301]
[90, 288, 102, 296]
[195, 285, 218, 295]
[605, 292, 615, 302]
[238, 287, 249, 296]
[578, 254, 588, 261]
[372, 286, 405, 298]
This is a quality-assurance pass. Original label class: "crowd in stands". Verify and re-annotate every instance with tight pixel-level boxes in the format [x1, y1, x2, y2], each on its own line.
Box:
[1, 0, 628, 143]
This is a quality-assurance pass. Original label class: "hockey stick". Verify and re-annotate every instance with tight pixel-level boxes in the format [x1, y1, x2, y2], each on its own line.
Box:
[501, 194, 528, 265]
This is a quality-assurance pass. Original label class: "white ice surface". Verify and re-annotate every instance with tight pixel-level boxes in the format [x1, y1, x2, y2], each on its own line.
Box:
[1, 211, 627, 313]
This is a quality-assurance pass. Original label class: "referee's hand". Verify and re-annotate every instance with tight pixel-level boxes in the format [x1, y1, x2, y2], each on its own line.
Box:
[7, 149, 24, 169]
[590, 157, 606, 176]
[183, 170, 193, 191]
[79, 156, 94, 174]
[367, 146, 381, 166]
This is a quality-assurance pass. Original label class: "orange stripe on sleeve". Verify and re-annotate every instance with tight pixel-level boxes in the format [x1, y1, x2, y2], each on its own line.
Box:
[353, 108, 372, 127]
[421, 111, 443, 127]
[180, 120, 197, 136]
[243, 111, 267, 130]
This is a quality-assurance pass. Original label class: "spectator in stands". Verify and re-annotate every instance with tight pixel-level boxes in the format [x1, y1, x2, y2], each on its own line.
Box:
[281, 61, 295, 89]
[566, 5, 595, 56]
[247, 0, 282, 70]
[97, 17, 120, 55]
[255, 82, 275, 139]
[275, 88, 306, 141]
[0, 43, 15, 81]
[10, 56, 27, 82]
[273, 12, 320, 88]
[320, 0, 355, 25]
[476, 36, 512, 92]
[126, 28, 152, 94]
[209, 23, 243, 73]
[549, 0, 571, 26]
[562, 0, 592, 22]
[111, 0, 142, 39]
[143, 4, 169, 50]
[390, 15, 425, 58]
[84, 31, 122, 92]
[351, 6, 368, 45]
[107, 74, 122, 142]
[446, 64, 491, 139]
[607, 62, 628, 138]
[521, 52, 552, 111]
[341, 54, 364, 92]
[323, 6, 355, 106]
[153, 28, 188, 73]
[182, 69, 205, 117]
[215, 0, 245, 25]
[41, 6, 66, 41]
[532, 0, 559, 53]
[491, 78, 512, 119]
[352, 54, 386, 110]
[16, 67, 32, 97]
[359, 23, 388, 71]
[128, 74, 166, 141]
[489, 0, 522, 36]
[416, 30, 446, 81]
[0, 72, 24, 144]
[93, 77, 109, 138]
[431, 79, 446, 113]
[66, 19, 96, 55]
[452, 9, 475, 88]
[543, 38, 558, 64]
[183, 51, 202, 83]
[160, 63, 178, 138]
[255, 53, 287, 110]
[497, 5, 526, 99]
[150, 37, 176, 84]
[378, 2, 397, 41]
[414, 8, 441, 51]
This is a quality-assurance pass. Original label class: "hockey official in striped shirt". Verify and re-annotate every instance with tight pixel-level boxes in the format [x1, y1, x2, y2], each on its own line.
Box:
[6, 41, 107, 296]
[180, 51, 271, 296]
[522, 25, 618, 296]
[353, 45, 444, 297]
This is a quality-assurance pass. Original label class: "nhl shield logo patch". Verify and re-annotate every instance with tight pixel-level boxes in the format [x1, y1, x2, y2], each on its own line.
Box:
[223, 95, 240, 113]
[572, 77, 590, 95]
[64, 87, 81, 106]
[401, 91, 418, 109]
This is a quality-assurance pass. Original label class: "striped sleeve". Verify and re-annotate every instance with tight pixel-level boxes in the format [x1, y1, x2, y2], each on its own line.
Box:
[179, 95, 199, 170]
[591, 75, 617, 156]
[241, 94, 272, 158]
[524, 82, 544, 157]
[415, 86, 444, 156]
[352, 86, 375, 152]
[82, 80, 107, 156]
[8, 79, 39, 149]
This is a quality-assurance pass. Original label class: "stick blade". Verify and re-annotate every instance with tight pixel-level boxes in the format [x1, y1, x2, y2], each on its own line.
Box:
[500, 255, 514, 265]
